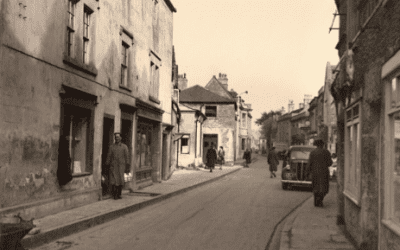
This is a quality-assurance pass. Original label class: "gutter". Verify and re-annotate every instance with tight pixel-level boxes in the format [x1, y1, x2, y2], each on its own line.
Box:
[164, 0, 177, 13]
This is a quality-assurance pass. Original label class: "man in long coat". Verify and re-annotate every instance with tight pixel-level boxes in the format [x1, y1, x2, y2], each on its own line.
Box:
[105, 133, 130, 200]
[267, 147, 279, 178]
[308, 139, 333, 207]
[206, 143, 217, 173]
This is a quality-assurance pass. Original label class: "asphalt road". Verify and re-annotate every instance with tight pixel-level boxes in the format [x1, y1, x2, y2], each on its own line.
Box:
[33, 156, 312, 250]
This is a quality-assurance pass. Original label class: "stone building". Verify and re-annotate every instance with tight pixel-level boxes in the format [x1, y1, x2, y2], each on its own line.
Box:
[0, 0, 176, 220]
[277, 112, 293, 147]
[179, 79, 237, 164]
[332, 0, 400, 248]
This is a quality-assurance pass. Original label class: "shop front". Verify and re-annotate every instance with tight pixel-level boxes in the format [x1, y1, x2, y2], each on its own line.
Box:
[134, 100, 164, 189]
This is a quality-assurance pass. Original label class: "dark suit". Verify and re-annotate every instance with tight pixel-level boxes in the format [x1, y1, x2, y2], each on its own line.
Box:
[308, 147, 333, 206]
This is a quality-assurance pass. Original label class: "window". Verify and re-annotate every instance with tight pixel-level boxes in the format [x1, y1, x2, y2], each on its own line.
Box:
[181, 135, 189, 154]
[83, 6, 92, 64]
[384, 76, 400, 226]
[62, 105, 93, 175]
[136, 122, 153, 169]
[120, 43, 129, 87]
[344, 103, 361, 203]
[242, 138, 246, 150]
[242, 113, 247, 128]
[205, 106, 217, 117]
[150, 61, 159, 98]
[67, 0, 77, 57]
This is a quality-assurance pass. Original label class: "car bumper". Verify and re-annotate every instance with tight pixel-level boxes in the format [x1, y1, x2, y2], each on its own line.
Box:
[281, 180, 312, 186]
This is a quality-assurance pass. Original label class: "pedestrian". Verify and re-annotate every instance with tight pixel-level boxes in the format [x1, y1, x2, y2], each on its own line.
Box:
[105, 133, 130, 200]
[308, 138, 333, 207]
[218, 146, 225, 170]
[243, 148, 251, 168]
[267, 147, 279, 178]
[206, 143, 217, 172]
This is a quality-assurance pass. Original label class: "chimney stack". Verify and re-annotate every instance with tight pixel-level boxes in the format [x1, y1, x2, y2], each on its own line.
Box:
[218, 73, 228, 90]
[178, 74, 188, 90]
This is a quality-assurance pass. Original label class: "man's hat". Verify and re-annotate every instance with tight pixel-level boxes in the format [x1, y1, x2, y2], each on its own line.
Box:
[313, 137, 325, 146]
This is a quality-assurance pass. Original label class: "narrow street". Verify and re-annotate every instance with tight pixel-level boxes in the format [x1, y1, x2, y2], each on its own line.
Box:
[33, 156, 312, 250]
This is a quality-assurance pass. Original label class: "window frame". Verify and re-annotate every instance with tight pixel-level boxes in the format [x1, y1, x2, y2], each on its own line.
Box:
[60, 89, 96, 178]
[383, 74, 400, 231]
[344, 101, 361, 205]
[83, 5, 93, 64]
[66, 0, 77, 57]
[205, 106, 217, 118]
[149, 50, 161, 101]
[120, 42, 129, 88]
[241, 112, 247, 128]
[180, 135, 190, 154]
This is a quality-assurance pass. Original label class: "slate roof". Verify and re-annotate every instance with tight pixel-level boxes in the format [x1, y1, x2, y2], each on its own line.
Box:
[180, 85, 236, 103]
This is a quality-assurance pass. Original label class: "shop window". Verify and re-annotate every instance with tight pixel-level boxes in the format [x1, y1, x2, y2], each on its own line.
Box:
[61, 104, 93, 175]
[205, 106, 217, 117]
[344, 102, 361, 203]
[136, 122, 153, 169]
[181, 135, 189, 154]
[384, 75, 400, 226]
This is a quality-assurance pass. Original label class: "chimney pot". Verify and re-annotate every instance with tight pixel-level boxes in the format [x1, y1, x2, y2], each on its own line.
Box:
[184, 73, 186, 78]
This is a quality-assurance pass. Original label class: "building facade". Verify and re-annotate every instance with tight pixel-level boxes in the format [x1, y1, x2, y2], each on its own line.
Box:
[179, 83, 237, 164]
[0, 0, 176, 220]
[332, 0, 400, 249]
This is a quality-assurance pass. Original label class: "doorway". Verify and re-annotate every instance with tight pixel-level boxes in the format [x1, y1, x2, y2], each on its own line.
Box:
[101, 116, 114, 196]
[203, 134, 218, 164]
[161, 133, 167, 180]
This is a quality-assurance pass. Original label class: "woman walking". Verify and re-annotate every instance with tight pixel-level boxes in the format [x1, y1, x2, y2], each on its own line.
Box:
[267, 147, 279, 178]
[206, 143, 218, 173]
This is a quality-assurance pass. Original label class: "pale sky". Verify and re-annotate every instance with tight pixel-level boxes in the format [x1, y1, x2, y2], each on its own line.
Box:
[172, 0, 340, 130]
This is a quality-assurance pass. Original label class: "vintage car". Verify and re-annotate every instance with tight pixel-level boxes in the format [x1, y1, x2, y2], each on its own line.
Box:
[281, 145, 316, 190]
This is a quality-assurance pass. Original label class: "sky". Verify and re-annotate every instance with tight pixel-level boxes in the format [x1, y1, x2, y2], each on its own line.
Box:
[172, 0, 340, 131]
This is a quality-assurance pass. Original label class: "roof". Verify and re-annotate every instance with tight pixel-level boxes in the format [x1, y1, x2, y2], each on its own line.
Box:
[205, 76, 236, 100]
[180, 85, 236, 104]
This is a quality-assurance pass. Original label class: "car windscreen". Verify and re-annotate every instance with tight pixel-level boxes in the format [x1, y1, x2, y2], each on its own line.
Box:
[290, 149, 314, 160]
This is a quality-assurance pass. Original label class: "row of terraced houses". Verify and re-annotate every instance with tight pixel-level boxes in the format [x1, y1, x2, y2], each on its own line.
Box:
[0, 1, 252, 222]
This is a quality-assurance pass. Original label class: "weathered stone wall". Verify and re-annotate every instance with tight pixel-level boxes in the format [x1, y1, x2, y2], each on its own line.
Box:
[0, 0, 174, 219]
[334, 1, 400, 249]
[203, 104, 236, 162]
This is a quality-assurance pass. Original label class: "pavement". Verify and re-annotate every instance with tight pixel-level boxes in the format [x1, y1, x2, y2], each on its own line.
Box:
[279, 181, 356, 250]
[18, 155, 356, 250]
[21, 162, 243, 249]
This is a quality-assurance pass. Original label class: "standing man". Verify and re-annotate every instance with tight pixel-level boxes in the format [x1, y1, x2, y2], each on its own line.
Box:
[206, 143, 217, 173]
[218, 146, 225, 170]
[243, 148, 251, 168]
[105, 133, 130, 200]
[267, 147, 279, 178]
[308, 138, 333, 207]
